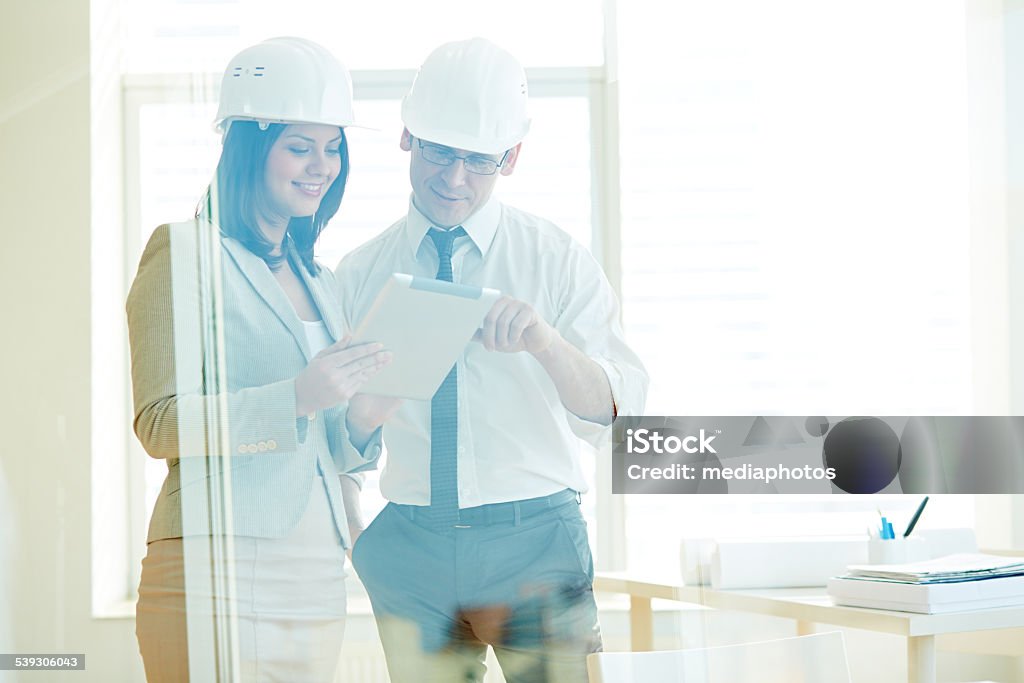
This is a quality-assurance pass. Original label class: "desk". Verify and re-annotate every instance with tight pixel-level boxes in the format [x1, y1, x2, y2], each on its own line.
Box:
[594, 573, 1024, 683]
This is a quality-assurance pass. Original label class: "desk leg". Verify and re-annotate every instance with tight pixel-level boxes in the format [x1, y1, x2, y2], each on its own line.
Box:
[907, 635, 936, 683]
[629, 596, 654, 652]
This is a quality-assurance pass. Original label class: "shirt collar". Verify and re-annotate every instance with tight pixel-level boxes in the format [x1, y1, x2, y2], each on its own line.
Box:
[403, 194, 501, 259]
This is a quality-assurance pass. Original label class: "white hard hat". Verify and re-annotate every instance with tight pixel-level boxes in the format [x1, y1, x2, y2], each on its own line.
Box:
[401, 38, 531, 155]
[214, 37, 358, 135]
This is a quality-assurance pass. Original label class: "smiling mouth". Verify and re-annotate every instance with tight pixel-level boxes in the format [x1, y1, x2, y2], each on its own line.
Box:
[294, 181, 324, 197]
[431, 187, 464, 203]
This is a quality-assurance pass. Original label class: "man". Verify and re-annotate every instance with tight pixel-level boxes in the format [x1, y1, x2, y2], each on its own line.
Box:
[337, 38, 648, 683]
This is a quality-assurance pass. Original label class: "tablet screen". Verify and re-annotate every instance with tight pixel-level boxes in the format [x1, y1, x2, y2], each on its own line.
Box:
[350, 273, 501, 400]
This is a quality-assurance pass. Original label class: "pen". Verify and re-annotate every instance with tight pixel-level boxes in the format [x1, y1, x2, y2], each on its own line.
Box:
[903, 495, 929, 538]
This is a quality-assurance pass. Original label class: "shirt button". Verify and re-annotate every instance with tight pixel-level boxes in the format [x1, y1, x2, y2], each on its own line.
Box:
[308, 412, 316, 422]
[457, 446, 466, 455]
[237, 445, 246, 454]
[246, 444, 258, 453]
[267, 439, 277, 451]
[257, 441, 268, 452]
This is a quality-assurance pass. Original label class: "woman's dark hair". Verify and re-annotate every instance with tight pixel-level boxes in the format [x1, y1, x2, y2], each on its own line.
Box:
[196, 120, 349, 275]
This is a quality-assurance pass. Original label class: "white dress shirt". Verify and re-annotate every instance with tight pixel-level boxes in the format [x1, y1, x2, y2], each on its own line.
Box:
[334, 197, 648, 507]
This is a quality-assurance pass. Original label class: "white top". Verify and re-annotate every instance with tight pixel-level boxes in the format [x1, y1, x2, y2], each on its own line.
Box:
[301, 318, 332, 358]
[302, 318, 332, 483]
[334, 197, 649, 508]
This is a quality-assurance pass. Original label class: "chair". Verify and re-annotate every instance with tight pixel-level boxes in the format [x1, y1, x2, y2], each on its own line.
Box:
[587, 631, 851, 683]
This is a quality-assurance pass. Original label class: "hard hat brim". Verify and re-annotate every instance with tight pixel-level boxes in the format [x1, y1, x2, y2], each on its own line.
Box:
[403, 116, 530, 155]
[214, 116, 379, 136]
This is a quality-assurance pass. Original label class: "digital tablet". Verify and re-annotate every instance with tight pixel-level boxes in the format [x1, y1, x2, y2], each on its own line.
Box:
[349, 273, 501, 400]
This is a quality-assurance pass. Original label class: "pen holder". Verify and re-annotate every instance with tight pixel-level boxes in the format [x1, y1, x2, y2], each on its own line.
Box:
[867, 536, 928, 565]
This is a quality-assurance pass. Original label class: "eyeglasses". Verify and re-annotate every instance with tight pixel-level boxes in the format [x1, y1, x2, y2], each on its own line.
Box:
[417, 140, 510, 176]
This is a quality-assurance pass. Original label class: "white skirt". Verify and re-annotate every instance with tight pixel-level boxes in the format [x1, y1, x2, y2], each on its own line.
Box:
[136, 474, 348, 683]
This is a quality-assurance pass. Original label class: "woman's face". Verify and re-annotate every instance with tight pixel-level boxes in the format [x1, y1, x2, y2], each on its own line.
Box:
[263, 123, 343, 224]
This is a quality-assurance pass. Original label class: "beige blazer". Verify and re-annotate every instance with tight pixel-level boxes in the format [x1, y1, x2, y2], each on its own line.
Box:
[126, 221, 380, 544]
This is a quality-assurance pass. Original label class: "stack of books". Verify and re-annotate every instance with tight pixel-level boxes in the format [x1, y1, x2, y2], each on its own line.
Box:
[827, 553, 1024, 614]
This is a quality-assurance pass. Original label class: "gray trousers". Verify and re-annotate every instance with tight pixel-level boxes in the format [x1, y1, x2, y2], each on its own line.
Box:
[352, 491, 602, 683]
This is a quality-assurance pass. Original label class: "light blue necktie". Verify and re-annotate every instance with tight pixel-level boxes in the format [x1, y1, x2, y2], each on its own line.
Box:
[424, 227, 466, 527]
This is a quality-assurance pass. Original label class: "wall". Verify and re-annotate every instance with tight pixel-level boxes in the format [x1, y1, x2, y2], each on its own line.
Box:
[0, 0, 144, 680]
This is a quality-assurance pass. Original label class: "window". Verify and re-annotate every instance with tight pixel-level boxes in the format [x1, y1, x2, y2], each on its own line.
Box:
[615, 0, 982, 570]
[119, 0, 603, 74]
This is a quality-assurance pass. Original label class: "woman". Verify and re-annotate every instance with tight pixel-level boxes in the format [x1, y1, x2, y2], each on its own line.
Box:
[127, 37, 385, 682]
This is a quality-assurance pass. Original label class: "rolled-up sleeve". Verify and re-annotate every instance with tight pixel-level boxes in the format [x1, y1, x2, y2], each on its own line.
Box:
[555, 243, 650, 446]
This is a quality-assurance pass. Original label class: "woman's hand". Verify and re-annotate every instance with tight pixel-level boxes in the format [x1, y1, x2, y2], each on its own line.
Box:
[294, 337, 392, 417]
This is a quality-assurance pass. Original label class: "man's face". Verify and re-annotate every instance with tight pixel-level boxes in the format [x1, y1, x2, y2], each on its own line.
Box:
[401, 129, 519, 228]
